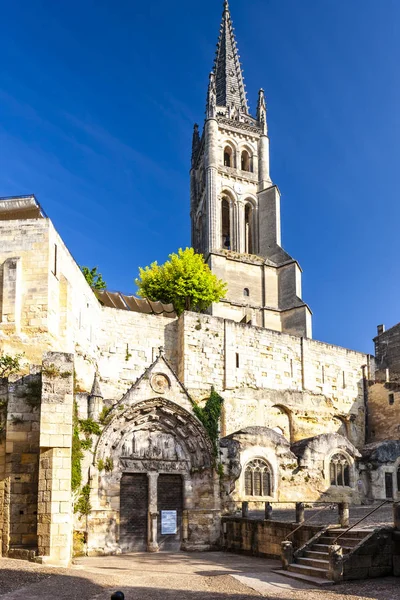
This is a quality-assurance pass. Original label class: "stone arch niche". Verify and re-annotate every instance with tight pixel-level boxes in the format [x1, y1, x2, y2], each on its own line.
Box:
[90, 398, 219, 555]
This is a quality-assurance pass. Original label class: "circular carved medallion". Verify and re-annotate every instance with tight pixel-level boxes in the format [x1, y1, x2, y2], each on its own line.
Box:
[150, 373, 171, 394]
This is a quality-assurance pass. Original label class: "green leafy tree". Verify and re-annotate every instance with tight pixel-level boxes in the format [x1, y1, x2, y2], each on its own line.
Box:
[135, 248, 226, 315]
[81, 266, 107, 290]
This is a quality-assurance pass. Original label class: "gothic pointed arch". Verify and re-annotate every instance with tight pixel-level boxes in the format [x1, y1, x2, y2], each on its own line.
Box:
[95, 397, 215, 472]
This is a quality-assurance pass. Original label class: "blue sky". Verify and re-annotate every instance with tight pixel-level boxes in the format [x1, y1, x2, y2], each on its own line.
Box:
[0, 0, 399, 354]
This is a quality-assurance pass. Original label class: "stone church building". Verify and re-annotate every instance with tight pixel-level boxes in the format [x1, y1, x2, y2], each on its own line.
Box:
[0, 1, 399, 566]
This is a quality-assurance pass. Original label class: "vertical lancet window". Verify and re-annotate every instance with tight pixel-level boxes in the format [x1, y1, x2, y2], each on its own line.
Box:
[221, 198, 231, 250]
[241, 150, 251, 172]
[244, 459, 272, 497]
[245, 203, 253, 254]
[224, 146, 233, 167]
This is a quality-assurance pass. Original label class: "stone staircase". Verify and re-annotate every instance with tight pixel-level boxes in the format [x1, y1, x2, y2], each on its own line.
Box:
[275, 528, 372, 585]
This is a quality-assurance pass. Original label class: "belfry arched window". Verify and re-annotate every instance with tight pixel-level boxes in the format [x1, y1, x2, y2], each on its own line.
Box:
[241, 149, 251, 172]
[221, 198, 231, 250]
[244, 459, 272, 497]
[330, 453, 350, 487]
[224, 146, 233, 167]
[245, 203, 254, 254]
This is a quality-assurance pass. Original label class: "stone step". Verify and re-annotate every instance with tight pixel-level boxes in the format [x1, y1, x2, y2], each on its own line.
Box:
[312, 543, 352, 553]
[318, 536, 362, 547]
[324, 529, 370, 539]
[297, 556, 329, 569]
[288, 563, 329, 579]
[271, 569, 334, 587]
[304, 550, 329, 560]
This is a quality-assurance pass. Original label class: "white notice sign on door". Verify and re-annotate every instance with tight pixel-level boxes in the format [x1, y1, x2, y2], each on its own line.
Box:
[161, 510, 177, 535]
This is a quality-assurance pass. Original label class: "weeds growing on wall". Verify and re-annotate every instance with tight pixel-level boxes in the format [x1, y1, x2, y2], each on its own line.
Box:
[98, 405, 113, 426]
[192, 387, 224, 457]
[0, 352, 24, 377]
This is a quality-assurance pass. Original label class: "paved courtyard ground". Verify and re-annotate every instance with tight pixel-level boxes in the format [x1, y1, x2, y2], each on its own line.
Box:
[0, 552, 399, 600]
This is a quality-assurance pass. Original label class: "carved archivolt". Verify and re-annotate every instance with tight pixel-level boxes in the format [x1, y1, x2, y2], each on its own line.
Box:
[95, 398, 214, 472]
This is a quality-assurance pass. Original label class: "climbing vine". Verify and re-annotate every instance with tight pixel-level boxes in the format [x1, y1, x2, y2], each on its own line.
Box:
[71, 402, 83, 492]
[192, 387, 224, 456]
[74, 483, 92, 518]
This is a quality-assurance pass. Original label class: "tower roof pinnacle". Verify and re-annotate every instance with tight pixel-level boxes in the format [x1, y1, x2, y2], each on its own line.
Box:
[212, 0, 249, 114]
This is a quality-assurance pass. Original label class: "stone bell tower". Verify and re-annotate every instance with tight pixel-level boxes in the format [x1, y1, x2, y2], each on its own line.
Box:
[190, 0, 312, 337]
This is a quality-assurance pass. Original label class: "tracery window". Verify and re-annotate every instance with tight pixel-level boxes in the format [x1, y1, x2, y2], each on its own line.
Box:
[244, 459, 272, 497]
[330, 453, 350, 487]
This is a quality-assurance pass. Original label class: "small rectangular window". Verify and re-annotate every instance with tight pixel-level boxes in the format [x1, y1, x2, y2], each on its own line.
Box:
[342, 371, 346, 389]
[385, 472, 393, 499]
[236, 353, 240, 368]
[389, 393, 395, 405]
[290, 359, 294, 378]
[322, 365, 325, 384]
[52, 244, 58, 276]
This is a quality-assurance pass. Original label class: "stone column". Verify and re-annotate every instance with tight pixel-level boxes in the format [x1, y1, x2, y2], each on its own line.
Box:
[338, 502, 350, 528]
[147, 472, 159, 552]
[37, 352, 74, 567]
[328, 544, 343, 583]
[295, 502, 305, 523]
[281, 540, 293, 570]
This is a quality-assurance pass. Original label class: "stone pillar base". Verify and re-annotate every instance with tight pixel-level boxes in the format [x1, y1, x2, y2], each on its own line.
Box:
[35, 555, 71, 568]
[147, 542, 159, 553]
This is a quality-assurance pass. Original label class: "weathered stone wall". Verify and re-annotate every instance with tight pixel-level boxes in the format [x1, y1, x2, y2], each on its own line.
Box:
[221, 516, 322, 558]
[374, 322, 400, 380]
[367, 381, 400, 442]
[37, 352, 74, 566]
[4, 373, 41, 549]
[179, 312, 369, 447]
[0, 219, 100, 369]
[343, 527, 393, 580]
[95, 308, 178, 400]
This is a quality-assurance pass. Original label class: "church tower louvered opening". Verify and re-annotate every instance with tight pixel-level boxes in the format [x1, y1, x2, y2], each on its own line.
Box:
[190, 1, 312, 337]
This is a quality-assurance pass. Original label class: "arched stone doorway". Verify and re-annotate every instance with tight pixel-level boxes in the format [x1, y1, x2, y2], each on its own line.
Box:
[93, 397, 217, 553]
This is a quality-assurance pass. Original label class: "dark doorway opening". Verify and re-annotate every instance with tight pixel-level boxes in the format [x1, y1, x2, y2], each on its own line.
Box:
[120, 473, 148, 551]
[157, 474, 183, 551]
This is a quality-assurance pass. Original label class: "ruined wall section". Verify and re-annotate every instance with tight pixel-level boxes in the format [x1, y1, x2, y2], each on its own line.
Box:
[0, 220, 50, 360]
[2, 372, 41, 551]
[367, 381, 400, 442]
[180, 312, 369, 446]
[0, 219, 101, 372]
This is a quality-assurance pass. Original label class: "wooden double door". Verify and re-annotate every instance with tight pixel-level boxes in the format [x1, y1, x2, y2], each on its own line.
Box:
[119, 473, 183, 552]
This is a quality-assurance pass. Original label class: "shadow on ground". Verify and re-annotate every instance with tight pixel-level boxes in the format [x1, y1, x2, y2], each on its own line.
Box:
[0, 553, 399, 600]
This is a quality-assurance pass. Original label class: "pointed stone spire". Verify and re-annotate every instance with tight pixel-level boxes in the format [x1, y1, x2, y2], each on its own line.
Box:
[257, 88, 267, 134]
[88, 371, 103, 421]
[212, 0, 249, 114]
[90, 371, 103, 399]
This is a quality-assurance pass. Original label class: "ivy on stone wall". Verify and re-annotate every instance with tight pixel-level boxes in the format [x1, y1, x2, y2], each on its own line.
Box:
[71, 402, 83, 492]
[74, 483, 92, 518]
[192, 387, 224, 457]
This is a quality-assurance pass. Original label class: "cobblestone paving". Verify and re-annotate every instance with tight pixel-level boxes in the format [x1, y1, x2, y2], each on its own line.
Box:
[245, 503, 394, 529]
[0, 552, 399, 600]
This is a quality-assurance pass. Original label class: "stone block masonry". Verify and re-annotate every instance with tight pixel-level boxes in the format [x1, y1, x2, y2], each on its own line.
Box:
[37, 351, 74, 566]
